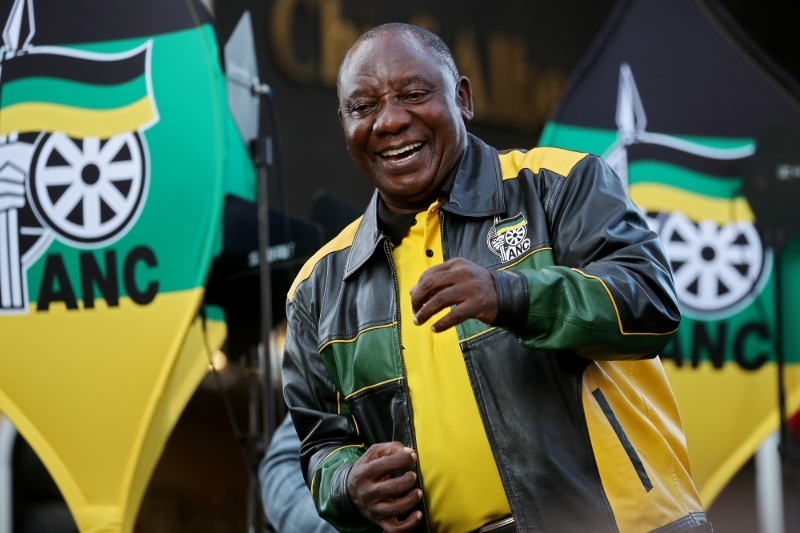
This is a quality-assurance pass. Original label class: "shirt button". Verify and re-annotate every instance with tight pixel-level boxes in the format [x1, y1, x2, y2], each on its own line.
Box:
[426, 249, 434, 257]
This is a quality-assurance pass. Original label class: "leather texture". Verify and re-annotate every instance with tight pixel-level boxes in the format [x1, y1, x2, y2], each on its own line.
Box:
[488, 269, 529, 330]
[649, 513, 714, 532]
[282, 135, 697, 533]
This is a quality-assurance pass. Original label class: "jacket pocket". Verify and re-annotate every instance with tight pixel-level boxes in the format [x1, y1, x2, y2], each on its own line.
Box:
[346, 378, 411, 447]
[592, 388, 653, 492]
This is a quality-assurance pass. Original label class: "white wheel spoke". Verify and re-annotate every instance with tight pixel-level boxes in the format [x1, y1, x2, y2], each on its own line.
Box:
[717, 223, 738, 246]
[719, 263, 746, 287]
[103, 161, 137, 180]
[38, 167, 78, 186]
[699, 220, 718, 241]
[82, 188, 101, 230]
[82, 137, 100, 160]
[723, 244, 752, 265]
[98, 181, 128, 214]
[674, 258, 701, 290]
[98, 135, 129, 165]
[49, 134, 84, 167]
[698, 269, 717, 299]
[52, 184, 83, 218]
[672, 216, 700, 244]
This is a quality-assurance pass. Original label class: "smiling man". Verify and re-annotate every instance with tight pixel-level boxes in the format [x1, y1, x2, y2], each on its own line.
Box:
[282, 23, 711, 533]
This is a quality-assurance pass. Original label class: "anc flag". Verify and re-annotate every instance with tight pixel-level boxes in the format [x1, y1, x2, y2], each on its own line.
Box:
[495, 213, 527, 235]
[0, 0, 252, 531]
[540, 0, 800, 506]
[0, 44, 157, 138]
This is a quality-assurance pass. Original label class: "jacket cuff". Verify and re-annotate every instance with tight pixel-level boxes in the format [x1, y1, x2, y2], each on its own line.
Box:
[490, 269, 530, 330]
[329, 462, 366, 522]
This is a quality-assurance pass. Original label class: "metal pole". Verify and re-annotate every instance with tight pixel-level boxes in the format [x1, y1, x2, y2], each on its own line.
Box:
[757, 432, 785, 533]
[248, 136, 274, 533]
[775, 237, 788, 458]
[0, 416, 18, 533]
[254, 137, 276, 446]
[245, 344, 262, 533]
[773, 233, 800, 532]
[253, 83, 278, 447]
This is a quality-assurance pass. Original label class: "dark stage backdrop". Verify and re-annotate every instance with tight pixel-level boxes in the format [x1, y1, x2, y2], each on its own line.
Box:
[213, 0, 618, 216]
[213, 0, 800, 219]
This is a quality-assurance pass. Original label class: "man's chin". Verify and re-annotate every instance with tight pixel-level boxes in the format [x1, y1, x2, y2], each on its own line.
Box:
[378, 181, 442, 210]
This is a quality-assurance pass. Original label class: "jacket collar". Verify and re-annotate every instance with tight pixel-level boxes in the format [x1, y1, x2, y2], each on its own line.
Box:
[344, 133, 505, 279]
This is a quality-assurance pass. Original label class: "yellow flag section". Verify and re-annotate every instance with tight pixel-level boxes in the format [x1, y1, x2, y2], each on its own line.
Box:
[0, 291, 226, 533]
[664, 362, 800, 506]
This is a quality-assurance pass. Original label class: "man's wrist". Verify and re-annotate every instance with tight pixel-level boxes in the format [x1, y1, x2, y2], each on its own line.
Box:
[331, 462, 369, 522]
[489, 269, 529, 330]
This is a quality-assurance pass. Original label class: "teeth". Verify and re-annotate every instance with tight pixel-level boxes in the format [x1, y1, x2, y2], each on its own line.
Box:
[381, 142, 422, 157]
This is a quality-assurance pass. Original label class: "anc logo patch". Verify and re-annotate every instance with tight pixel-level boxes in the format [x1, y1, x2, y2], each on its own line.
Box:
[487, 213, 531, 262]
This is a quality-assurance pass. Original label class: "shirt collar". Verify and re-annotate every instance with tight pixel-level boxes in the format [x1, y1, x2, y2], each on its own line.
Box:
[344, 133, 505, 279]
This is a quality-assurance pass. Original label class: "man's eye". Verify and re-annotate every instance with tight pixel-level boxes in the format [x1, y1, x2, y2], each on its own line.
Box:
[406, 92, 426, 101]
[351, 104, 373, 115]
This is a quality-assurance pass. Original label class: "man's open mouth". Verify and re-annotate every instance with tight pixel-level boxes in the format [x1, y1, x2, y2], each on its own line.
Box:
[379, 142, 425, 162]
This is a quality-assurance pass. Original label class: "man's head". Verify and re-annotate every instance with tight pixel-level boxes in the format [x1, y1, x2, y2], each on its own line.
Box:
[337, 23, 474, 213]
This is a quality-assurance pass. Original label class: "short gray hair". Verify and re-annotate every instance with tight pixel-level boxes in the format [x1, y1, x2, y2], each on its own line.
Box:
[337, 23, 459, 98]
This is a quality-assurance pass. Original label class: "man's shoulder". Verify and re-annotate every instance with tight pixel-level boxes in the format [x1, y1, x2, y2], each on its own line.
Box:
[287, 216, 363, 302]
[496, 146, 589, 181]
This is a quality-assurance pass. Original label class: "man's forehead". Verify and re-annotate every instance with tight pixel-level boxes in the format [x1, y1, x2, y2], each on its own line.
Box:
[340, 33, 447, 92]
[344, 72, 433, 95]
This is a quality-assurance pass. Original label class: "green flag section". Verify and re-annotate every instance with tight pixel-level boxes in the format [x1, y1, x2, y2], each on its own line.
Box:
[540, 0, 800, 507]
[0, 44, 157, 138]
[0, 0, 251, 530]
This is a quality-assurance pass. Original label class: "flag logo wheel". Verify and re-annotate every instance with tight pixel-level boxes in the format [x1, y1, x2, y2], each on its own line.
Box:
[504, 227, 527, 246]
[658, 211, 765, 313]
[28, 131, 148, 245]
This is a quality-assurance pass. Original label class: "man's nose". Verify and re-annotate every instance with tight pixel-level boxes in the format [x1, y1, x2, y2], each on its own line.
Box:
[373, 100, 412, 135]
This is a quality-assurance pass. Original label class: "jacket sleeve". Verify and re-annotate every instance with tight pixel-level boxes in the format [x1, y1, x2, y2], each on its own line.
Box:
[500, 155, 680, 360]
[282, 296, 378, 533]
[258, 414, 338, 533]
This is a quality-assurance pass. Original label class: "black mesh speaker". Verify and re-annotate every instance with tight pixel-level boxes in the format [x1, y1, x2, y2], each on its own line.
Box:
[742, 123, 800, 248]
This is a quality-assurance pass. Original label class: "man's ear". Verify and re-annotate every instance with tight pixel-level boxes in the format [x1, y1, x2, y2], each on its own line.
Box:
[456, 76, 474, 122]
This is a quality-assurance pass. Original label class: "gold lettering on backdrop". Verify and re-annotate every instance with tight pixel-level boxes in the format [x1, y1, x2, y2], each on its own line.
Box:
[268, 2, 566, 130]
[271, 0, 317, 83]
[319, 0, 359, 87]
[455, 32, 566, 130]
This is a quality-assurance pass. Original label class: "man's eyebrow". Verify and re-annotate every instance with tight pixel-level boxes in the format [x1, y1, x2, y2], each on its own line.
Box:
[343, 75, 436, 102]
[396, 75, 433, 88]
[345, 88, 375, 100]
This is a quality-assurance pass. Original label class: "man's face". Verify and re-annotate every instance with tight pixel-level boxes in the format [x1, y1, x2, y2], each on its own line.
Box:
[338, 33, 473, 212]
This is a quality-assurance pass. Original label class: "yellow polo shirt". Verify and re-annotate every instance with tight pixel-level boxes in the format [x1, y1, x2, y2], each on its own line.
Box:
[392, 200, 511, 533]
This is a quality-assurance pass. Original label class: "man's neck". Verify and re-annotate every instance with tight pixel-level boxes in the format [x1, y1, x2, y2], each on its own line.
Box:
[376, 146, 465, 245]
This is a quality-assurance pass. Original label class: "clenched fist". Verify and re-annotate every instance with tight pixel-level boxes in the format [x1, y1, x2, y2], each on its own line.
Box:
[347, 442, 423, 532]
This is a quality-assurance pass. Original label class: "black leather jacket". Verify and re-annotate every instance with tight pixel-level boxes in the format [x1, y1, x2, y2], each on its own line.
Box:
[283, 135, 710, 533]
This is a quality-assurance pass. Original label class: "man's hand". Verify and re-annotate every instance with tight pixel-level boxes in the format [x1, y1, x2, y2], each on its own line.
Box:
[0, 169, 25, 212]
[410, 258, 498, 332]
[347, 442, 423, 532]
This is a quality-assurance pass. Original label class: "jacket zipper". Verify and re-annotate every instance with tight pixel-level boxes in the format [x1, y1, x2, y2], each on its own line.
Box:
[439, 208, 520, 529]
[384, 238, 431, 533]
